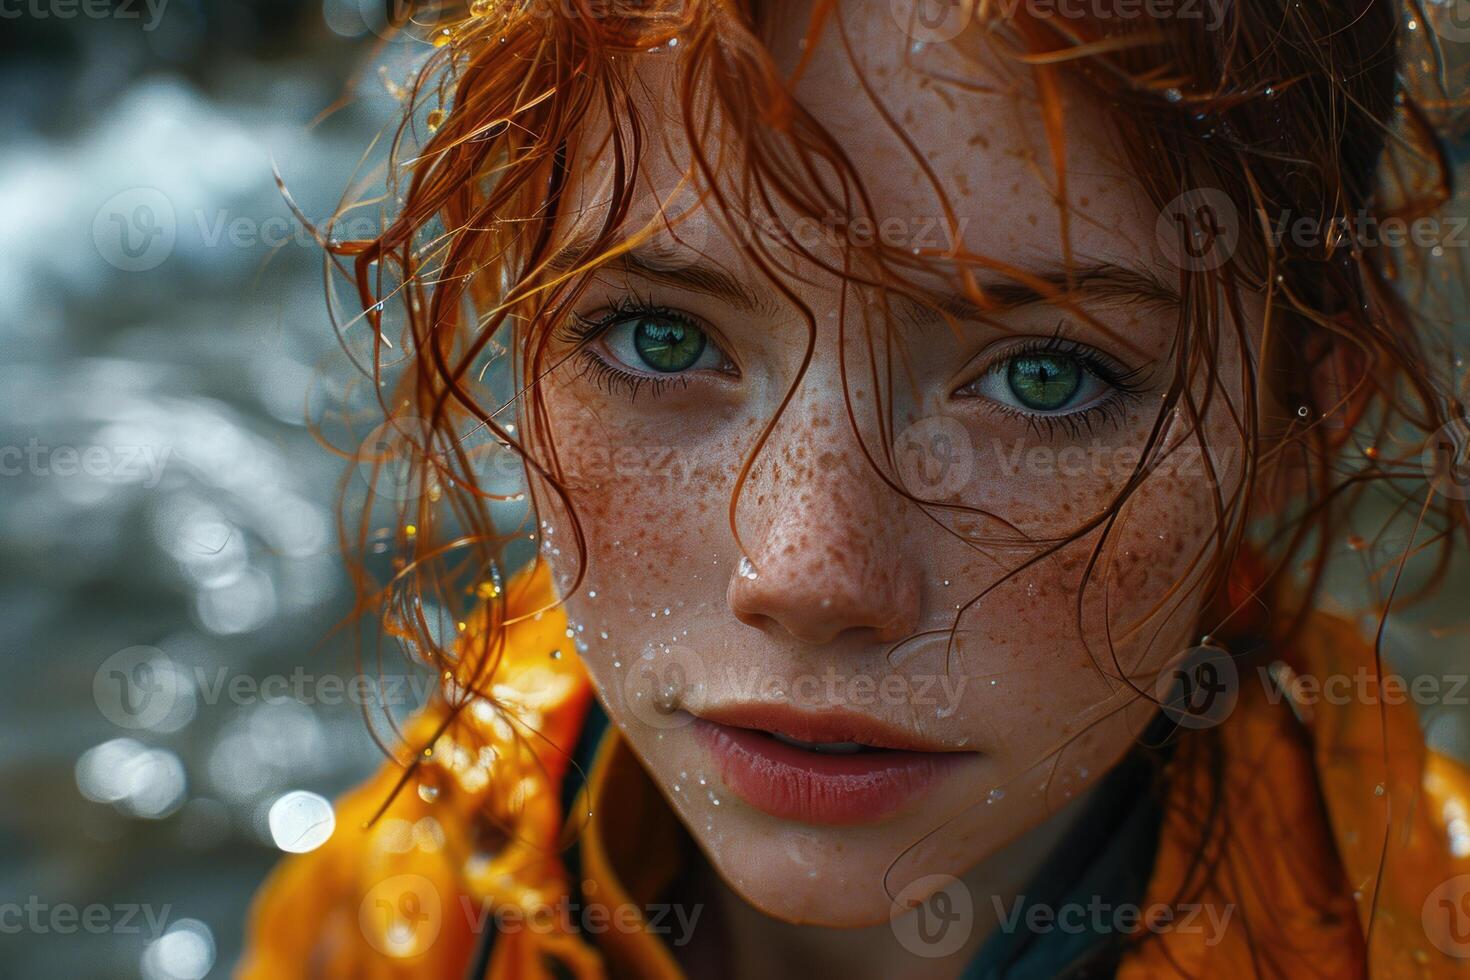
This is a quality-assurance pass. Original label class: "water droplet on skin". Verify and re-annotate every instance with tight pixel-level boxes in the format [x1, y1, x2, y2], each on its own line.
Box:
[737, 556, 759, 580]
[418, 784, 440, 803]
[987, 788, 1005, 803]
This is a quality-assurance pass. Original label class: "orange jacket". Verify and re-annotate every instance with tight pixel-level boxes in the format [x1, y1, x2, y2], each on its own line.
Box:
[238, 564, 1470, 978]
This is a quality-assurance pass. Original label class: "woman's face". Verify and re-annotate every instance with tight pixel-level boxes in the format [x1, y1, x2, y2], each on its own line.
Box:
[525, 6, 1247, 927]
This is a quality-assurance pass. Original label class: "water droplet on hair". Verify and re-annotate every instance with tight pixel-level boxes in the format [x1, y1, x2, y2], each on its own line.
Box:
[418, 783, 440, 803]
[987, 788, 1005, 803]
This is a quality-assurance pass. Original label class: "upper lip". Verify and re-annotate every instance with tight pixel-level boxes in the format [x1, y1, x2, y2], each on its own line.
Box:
[691, 702, 974, 754]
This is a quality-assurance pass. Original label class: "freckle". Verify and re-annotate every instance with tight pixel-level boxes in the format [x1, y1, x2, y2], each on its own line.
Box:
[1027, 214, 1038, 226]
[969, 134, 989, 149]
[1079, 196, 1090, 207]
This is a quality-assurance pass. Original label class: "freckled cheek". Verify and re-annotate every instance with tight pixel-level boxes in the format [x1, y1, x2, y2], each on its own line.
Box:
[939, 475, 1215, 751]
[532, 393, 741, 591]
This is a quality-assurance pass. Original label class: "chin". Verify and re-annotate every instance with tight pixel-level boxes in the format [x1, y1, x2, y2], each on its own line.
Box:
[702, 828, 902, 926]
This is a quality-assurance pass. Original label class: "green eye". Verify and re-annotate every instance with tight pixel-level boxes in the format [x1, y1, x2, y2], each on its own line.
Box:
[632, 317, 708, 373]
[1006, 354, 1082, 411]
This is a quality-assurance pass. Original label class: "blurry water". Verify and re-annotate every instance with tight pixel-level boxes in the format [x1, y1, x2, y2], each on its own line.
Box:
[0, 8, 435, 977]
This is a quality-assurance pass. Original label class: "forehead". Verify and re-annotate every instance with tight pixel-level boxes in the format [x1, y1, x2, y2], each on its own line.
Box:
[560, 6, 1163, 285]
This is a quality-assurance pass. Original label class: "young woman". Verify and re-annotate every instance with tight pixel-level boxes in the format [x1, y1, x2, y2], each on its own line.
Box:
[241, 1, 1470, 976]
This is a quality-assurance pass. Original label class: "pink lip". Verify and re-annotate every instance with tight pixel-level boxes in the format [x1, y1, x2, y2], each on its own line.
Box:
[691, 706, 975, 826]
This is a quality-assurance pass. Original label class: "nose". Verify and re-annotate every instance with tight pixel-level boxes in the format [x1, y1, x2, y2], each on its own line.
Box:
[727, 409, 924, 647]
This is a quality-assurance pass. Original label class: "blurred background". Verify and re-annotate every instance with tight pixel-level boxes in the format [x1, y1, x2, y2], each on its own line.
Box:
[0, 2, 1466, 979]
[0, 3, 449, 977]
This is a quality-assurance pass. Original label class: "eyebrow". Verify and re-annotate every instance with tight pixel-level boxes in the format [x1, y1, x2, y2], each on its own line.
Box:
[542, 234, 1180, 325]
[543, 233, 784, 317]
[888, 263, 1183, 332]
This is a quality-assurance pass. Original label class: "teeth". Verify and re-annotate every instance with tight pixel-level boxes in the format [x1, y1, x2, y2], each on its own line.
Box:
[770, 732, 867, 754]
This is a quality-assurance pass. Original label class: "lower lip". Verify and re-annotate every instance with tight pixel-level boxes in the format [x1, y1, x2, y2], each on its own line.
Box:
[694, 720, 966, 826]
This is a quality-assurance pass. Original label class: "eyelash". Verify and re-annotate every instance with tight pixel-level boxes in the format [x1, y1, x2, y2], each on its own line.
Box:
[561, 302, 1151, 436]
[557, 297, 729, 401]
[960, 333, 1151, 439]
